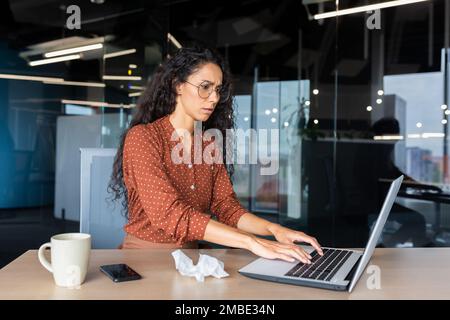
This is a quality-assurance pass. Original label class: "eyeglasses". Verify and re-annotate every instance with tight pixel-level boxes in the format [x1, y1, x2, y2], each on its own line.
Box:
[185, 80, 228, 100]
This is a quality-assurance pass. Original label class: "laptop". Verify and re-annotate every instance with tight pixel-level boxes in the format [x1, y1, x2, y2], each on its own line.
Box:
[238, 175, 404, 292]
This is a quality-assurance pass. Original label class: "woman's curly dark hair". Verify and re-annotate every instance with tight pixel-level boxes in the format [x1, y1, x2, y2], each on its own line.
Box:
[108, 46, 235, 217]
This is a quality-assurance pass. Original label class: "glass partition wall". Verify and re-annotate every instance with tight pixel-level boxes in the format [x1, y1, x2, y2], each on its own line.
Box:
[331, 0, 450, 247]
[0, 1, 168, 266]
[166, 0, 450, 248]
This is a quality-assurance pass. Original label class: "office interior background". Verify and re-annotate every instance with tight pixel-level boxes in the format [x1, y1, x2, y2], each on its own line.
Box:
[1, 0, 450, 268]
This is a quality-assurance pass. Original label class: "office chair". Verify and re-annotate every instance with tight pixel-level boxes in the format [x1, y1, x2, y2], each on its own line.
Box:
[79, 148, 126, 249]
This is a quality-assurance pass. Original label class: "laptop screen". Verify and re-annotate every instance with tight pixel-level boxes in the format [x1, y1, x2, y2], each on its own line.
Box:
[348, 175, 404, 292]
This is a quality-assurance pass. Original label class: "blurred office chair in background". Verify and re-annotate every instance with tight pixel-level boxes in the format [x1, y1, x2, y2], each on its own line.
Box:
[79, 148, 126, 249]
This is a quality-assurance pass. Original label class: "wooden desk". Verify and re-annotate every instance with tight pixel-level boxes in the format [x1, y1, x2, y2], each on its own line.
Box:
[1, 248, 449, 299]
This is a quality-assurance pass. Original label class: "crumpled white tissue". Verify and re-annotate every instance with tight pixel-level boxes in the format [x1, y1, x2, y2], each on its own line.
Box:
[171, 249, 229, 282]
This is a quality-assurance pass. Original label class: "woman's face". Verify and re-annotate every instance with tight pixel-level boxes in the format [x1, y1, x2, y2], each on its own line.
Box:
[175, 62, 223, 122]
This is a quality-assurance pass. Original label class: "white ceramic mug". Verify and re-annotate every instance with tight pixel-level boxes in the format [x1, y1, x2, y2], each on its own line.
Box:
[38, 233, 91, 288]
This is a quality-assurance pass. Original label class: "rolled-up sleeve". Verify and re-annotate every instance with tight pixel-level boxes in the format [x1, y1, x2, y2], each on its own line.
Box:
[210, 164, 248, 228]
[123, 126, 211, 245]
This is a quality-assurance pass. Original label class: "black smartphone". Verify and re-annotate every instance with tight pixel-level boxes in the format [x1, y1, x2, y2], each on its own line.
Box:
[100, 264, 142, 283]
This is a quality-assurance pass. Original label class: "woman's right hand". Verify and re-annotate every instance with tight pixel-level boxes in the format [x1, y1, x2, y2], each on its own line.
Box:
[246, 236, 313, 264]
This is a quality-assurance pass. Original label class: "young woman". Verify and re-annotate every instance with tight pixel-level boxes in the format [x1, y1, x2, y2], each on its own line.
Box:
[109, 47, 323, 264]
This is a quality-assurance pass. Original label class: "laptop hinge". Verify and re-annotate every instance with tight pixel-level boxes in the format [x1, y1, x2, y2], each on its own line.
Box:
[345, 256, 362, 281]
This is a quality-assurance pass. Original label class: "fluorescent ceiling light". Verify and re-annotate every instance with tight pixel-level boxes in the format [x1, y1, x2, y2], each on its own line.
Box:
[44, 43, 103, 58]
[103, 49, 136, 59]
[314, 0, 429, 20]
[128, 92, 142, 97]
[61, 99, 135, 109]
[128, 85, 145, 90]
[0, 73, 64, 82]
[103, 75, 142, 81]
[65, 104, 95, 116]
[43, 80, 105, 88]
[20, 36, 108, 58]
[0, 73, 104, 88]
[373, 135, 404, 140]
[29, 54, 81, 66]
[167, 33, 182, 49]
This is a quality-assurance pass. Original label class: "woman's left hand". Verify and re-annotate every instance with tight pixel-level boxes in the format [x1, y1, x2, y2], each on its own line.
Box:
[267, 224, 324, 256]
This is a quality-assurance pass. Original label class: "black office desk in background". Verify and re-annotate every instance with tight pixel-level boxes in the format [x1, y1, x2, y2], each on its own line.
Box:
[397, 189, 450, 246]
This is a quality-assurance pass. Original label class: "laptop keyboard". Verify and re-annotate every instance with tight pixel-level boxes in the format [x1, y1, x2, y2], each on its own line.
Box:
[284, 248, 353, 282]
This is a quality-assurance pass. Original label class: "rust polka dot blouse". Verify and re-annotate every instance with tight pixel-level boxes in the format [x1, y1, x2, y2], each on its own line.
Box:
[122, 114, 248, 246]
